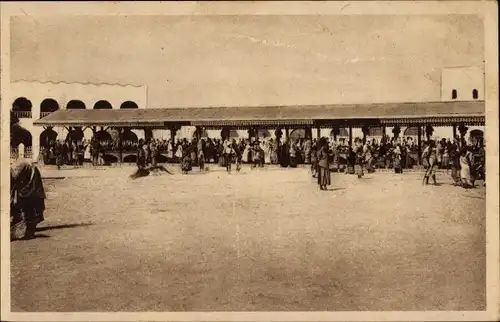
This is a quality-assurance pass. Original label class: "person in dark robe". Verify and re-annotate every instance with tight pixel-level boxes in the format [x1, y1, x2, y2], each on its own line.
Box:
[393, 143, 403, 174]
[258, 142, 265, 167]
[181, 143, 192, 174]
[289, 139, 298, 168]
[251, 142, 260, 169]
[55, 141, 63, 169]
[218, 141, 226, 167]
[11, 160, 46, 240]
[279, 140, 290, 167]
[354, 140, 365, 179]
[310, 143, 318, 178]
[346, 146, 355, 174]
[223, 139, 234, 173]
[136, 139, 146, 169]
[449, 139, 461, 185]
[317, 137, 331, 190]
[198, 139, 206, 171]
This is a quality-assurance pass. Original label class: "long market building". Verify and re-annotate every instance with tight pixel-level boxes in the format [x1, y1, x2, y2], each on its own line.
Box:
[29, 100, 485, 165]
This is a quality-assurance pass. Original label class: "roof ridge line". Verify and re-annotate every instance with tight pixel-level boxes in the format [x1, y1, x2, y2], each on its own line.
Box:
[11, 80, 144, 88]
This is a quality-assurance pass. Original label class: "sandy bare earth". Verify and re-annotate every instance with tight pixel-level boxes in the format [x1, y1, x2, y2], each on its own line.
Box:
[11, 166, 486, 312]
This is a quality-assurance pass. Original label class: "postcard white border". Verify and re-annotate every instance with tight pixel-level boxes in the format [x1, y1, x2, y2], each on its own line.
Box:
[1, 1, 498, 321]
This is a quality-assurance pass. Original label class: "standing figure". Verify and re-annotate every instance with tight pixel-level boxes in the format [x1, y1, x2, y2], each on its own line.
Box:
[136, 139, 146, 169]
[190, 140, 198, 167]
[270, 139, 279, 165]
[181, 143, 192, 174]
[317, 138, 331, 190]
[223, 138, 233, 173]
[459, 147, 475, 188]
[345, 147, 355, 174]
[71, 141, 78, 166]
[363, 141, 374, 173]
[310, 143, 318, 178]
[304, 137, 312, 164]
[422, 140, 438, 185]
[354, 140, 365, 179]
[65, 141, 72, 165]
[393, 143, 403, 174]
[233, 139, 242, 172]
[258, 142, 265, 167]
[11, 160, 46, 240]
[198, 139, 206, 171]
[436, 139, 443, 168]
[150, 140, 158, 167]
[289, 139, 298, 168]
[441, 139, 450, 171]
[175, 142, 183, 163]
[55, 141, 63, 170]
[251, 142, 261, 169]
[449, 139, 461, 185]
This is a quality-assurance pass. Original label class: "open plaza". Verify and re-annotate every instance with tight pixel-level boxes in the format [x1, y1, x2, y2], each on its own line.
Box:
[11, 165, 486, 312]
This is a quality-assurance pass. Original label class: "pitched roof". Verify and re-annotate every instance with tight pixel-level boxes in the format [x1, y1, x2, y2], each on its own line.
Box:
[33, 100, 485, 127]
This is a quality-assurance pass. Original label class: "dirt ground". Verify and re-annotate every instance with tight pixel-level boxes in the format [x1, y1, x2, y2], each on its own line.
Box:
[11, 166, 486, 311]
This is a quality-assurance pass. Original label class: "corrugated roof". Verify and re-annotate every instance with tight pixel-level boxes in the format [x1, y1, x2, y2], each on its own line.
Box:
[33, 100, 485, 127]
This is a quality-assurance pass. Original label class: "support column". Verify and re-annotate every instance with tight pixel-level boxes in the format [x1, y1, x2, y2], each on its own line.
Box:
[170, 126, 179, 159]
[248, 127, 257, 142]
[332, 126, 337, 141]
[285, 128, 290, 141]
[195, 126, 203, 140]
[118, 128, 123, 163]
[316, 127, 321, 139]
[452, 124, 457, 140]
[348, 126, 353, 146]
[417, 125, 422, 165]
[144, 128, 153, 142]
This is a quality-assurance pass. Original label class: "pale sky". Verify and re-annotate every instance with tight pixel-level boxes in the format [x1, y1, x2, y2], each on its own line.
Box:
[11, 15, 484, 108]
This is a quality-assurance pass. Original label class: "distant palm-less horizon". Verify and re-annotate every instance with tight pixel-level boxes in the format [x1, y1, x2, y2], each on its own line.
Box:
[11, 15, 484, 108]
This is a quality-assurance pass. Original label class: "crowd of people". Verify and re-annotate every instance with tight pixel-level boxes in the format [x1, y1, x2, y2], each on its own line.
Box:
[37, 132, 485, 189]
[39, 137, 107, 169]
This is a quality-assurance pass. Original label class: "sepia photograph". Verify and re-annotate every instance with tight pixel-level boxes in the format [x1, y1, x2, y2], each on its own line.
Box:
[1, 1, 498, 321]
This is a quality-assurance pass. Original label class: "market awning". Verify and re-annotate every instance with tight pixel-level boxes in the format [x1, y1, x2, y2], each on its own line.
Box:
[33, 100, 485, 128]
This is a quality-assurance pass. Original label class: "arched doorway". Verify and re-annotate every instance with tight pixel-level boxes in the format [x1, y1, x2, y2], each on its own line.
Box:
[94, 100, 113, 110]
[39, 128, 58, 147]
[122, 129, 139, 152]
[66, 100, 86, 110]
[403, 127, 419, 138]
[470, 129, 484, 146]
[12, 97, 33, 118]
[257, 129, 271, 139]
[330, 128, 349, 137]
[229, 129, 239, 139]
[290, 129, 306, 141]
[11, 123, 32, 148]
[120, 101, 139, 109]
[94, 130, 113, 150]
[94, 130, 112, 142]
[40, 98, 60, 117]
[66, 127, 85, 142]
[11, 123, 33, 160]
[368, 127, 384, 137]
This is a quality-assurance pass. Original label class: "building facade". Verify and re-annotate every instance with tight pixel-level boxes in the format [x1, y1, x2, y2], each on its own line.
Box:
[11, 81, 147, 161]
[11, 65, 485, 163]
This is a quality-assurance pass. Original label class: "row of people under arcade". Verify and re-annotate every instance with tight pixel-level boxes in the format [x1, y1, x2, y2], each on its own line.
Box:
[133, 135, 421, 172]
[38, 132, 484, 178]
[133, 134, 478, 170]
[39, 138, 107, 167]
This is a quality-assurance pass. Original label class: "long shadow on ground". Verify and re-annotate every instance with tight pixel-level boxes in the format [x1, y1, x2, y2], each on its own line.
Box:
[36, 223, 94, 232]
